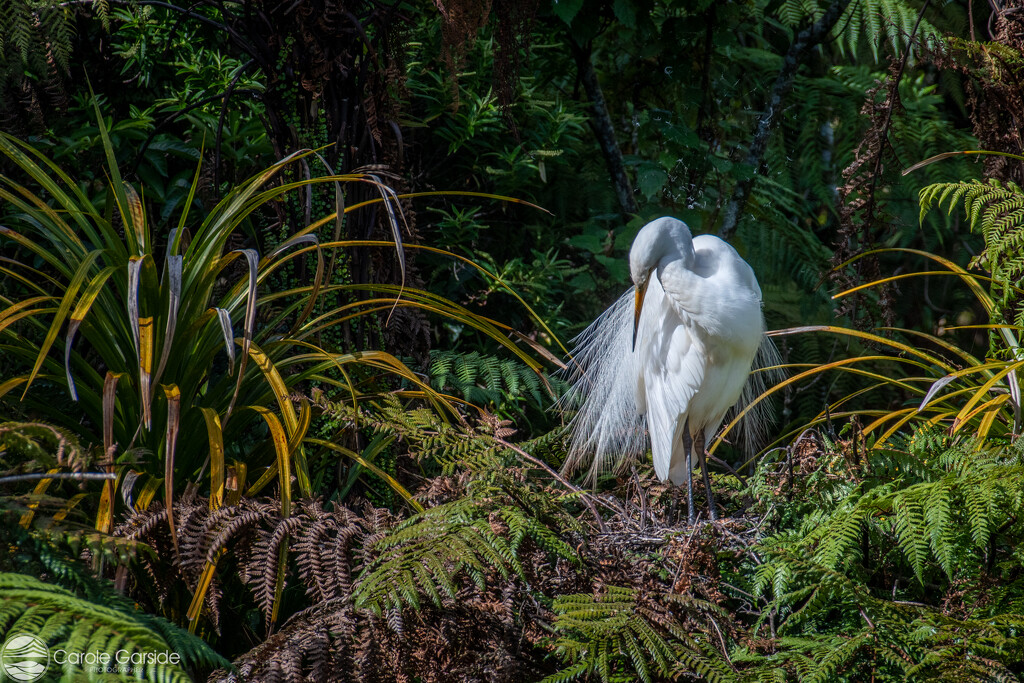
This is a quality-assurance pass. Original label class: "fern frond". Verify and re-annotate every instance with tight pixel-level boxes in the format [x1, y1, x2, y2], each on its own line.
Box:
[428, 349, 550, 413]
[354, 494, 574, 613]
[543, 586, 735, 683]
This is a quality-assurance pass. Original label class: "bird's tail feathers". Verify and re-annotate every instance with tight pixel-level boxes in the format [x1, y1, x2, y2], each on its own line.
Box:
[558, 288, 647, 483]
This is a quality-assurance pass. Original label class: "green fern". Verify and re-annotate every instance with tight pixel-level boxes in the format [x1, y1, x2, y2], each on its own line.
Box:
[920, 178, 1024, 325]
[321, 395, 582, 616]
[354, 491, 577, 614]
[428, 349, 551, 414]
[739, 558, 1024, 681]
[776, 0, 948, 60]
[744, 429, 1024, 680]
[542, 586, 736, 683]
[761, 434, 1024, 585]
[356, 498, 518, 612]
[0, 0, 87, 80]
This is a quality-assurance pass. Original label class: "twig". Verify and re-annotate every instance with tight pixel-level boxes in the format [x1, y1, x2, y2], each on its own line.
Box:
[720, 580, 756, 601]
[671, 513, 703, 588]
[707, 614, 733, 665]
[633, 468, 649, 530]
[708, 453, 748, 486]
[892, 600, 930, 607]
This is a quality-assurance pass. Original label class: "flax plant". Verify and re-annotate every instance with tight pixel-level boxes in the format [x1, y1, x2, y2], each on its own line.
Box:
[0, 104, 551, 558]
[716, 252, 1023, 460]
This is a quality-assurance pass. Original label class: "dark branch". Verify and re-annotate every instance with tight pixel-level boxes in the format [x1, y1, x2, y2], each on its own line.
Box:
[570, 39, 638, 220]
[718, 0, 852, 240]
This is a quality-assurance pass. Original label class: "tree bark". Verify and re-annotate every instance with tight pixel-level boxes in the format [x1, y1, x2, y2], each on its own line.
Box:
[718, 0, 852, 240]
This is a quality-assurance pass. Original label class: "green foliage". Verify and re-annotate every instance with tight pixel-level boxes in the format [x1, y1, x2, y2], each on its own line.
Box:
[778, 0, 951, 60]
[921, 177, 1024, 324]
[741, 116, 1024, 676]
[759, 242, 1024, 457]
[405, 22, 609, 341]
[757, 433, 1024, 585]
[428, 349, 552, 421]
[0, 572, 228, 681]
[355, 494, 573, 613]
[318, 396, 579, 616]
[0, 113, 485, 527]
[0, 421, 86, 473]
[0, 1, 1015, 681]
[0, 0, 80, 79]
[0, 114, 557, 644]
[543, 586, 735, 683]
[739, 430, 1024, 680]
[6, 3, 273, 225]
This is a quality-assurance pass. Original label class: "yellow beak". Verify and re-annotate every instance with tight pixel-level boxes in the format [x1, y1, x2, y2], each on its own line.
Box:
[633, 279, 648, 351]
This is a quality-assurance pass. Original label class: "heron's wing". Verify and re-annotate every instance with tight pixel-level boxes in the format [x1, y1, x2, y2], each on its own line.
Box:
[659, 243, 763, 340]
[638, 277, 704, 484]
[692, 233, 762, 300]
[665, 236, 773, 456]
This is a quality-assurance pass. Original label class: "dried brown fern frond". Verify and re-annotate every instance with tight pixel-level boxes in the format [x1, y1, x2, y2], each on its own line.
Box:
[433, 0, 493, 108]
[929, 13, 1024, 185]
[209, 580, 551, 683]
[833, 60, 905, 328]
[115, 495, 395, 631]
[211, 597, 358, 683]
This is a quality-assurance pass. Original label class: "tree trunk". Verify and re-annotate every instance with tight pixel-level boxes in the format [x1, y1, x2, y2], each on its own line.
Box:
[570, 39, 638, 220]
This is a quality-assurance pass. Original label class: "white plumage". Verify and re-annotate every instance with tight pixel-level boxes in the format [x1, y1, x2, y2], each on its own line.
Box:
[562, 216, 773, 522]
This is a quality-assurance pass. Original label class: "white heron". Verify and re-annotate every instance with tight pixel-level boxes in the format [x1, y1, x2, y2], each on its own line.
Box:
[562, 216, 775, 524]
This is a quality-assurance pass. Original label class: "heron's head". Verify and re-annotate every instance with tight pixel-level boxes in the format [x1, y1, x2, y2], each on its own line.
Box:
[629, 217, 694, 350]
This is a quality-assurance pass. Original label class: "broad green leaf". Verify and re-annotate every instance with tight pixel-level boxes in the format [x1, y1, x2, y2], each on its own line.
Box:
[65, 265, 117, 400]
[21, 249, 102, 399]
[162, 384, 181, 556]
[200, 408, 226, 510]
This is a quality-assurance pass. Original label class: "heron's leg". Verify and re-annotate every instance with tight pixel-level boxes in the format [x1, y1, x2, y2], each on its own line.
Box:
[696, 431, 718, 521]
[683, 424, 696, 526]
